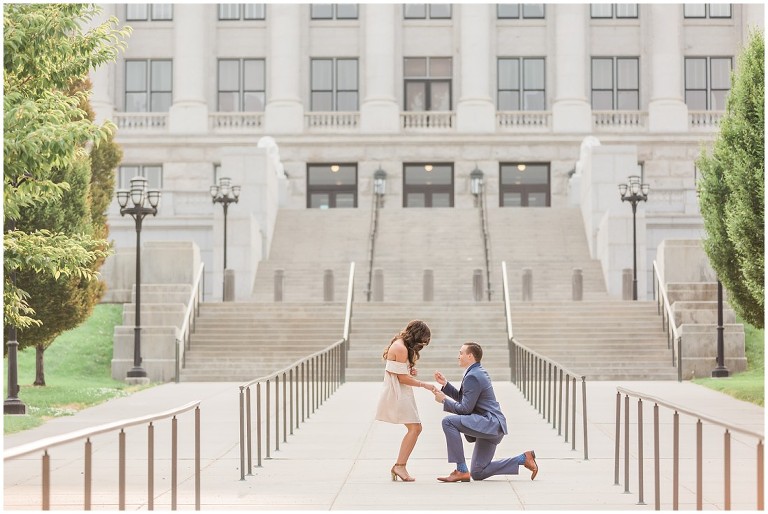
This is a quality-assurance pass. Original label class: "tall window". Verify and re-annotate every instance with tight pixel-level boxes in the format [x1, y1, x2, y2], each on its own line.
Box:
[497, 4, 545, 19]
[218, 59, 266, 112]
[310, 59, 358, 111]
[404, 4, 451, 19]
[307, 164, 357, 208]
[126, 4, 172, 21]
[591, 57, 639, 110]
[685, 57, 732, 110]
[684, 4, 732, 18]
[118, 165, 163, 190]
[590, 4, 638, 18]
[218, 4, 266, 20]
[499, 163, 550, 207]
[403, 164, 454, 208]
[498, 58, 545, 110]
[311, 4, 358, 19]
[404, 57, 452, 111]
[125, 60, 172, 112]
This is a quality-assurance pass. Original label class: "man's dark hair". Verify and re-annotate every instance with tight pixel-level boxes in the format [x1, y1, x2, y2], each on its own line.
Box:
[463, 342, 483, 362]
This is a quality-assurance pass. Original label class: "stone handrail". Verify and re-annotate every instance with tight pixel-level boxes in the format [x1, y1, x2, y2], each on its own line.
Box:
[209, 112, 264, 130]
[401, 111, 455, 129]
[592, 110, 647, 130]
[614, 386, 763, 510]
[175, 262, 206, 383]
[305, 111, 359, 130]
[113, 112, 168, 130]
[4, 401, 201, 510]
[689, 110, 724, 130]
[497, 110, 551, 130]
[652, 260, 682, 381]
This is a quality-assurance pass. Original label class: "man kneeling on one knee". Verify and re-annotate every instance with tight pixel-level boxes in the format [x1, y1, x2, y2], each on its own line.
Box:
[432, 342, 538, 482]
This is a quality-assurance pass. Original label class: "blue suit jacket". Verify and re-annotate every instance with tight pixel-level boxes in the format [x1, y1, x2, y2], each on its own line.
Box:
[441, 362, 509, 439]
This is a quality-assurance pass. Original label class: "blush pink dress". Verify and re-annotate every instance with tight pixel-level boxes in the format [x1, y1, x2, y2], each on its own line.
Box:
[375, 360, 420, 424]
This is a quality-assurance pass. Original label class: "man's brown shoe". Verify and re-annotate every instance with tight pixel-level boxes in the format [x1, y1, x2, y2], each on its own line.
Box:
[437, 470, 471, 482]
[523, 450, 538, 480]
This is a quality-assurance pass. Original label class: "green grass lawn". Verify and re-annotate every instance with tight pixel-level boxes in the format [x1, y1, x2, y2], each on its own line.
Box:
[693, 317, 765, 406]
[3, 304, 149, 434]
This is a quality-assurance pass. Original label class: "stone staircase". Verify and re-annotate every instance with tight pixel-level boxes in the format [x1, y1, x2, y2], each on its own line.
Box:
[177, 302, 346, 382]
[180, 205, 678, 382]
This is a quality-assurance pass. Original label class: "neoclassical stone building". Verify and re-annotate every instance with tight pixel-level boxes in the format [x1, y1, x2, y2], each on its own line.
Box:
[91, 3, 764, 301]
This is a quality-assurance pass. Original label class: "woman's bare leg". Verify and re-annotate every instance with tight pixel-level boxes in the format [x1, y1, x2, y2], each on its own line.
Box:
[396, 423, 422, 464]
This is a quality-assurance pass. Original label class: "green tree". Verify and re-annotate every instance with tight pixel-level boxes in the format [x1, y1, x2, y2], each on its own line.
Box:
[4, 4, 130, 330]
[16, 78, 123, 386]
[697, 30, 765, 328]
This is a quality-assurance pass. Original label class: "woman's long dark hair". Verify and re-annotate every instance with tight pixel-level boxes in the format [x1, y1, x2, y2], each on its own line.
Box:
[382, 319, 431, 367]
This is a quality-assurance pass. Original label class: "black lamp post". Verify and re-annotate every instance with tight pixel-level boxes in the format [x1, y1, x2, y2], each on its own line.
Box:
[711, 280, 730, 377]
[618, 175, 650, 301]
[210, 177, 240, 298]
[373, 168, 387, 206]
[470, 166, 484, 198]
[4, 219, 26, 415]
[116, 176, 161, 380]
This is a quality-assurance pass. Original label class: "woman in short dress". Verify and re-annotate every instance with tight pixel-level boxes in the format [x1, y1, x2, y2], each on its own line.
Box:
[375, 319, 435, 482]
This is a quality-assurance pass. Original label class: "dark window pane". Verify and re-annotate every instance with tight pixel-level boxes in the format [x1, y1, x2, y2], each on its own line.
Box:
[592, 59, 613, 88]
[310, 193, 330, 209]
[503, 193, 522, 206]
[335, 194, 356, 208]
[685, 58, 707, 89]
[407, 193, 426, 207]
[126, 61, 147, 91]
[499, 59, 520, 89]
[430, 82, 451, 110]
[125, 92, 147, 112]
[126, 4, 148, 20]
[337, 60, 358, 89]
[429, 4, 451, 18]
[219, 92, 239, 111]
[591, 4, 612, 18]
[219, 4, 240, 20]
[684, 4, 706, 17]
[709, 4, 731, 18]
[710, 90, 729, 110]
[311, 4, 333, 19]
[431, 193, 451, 207]
[617, 91, 638, 110]
[592, 91, 613, 109]
[243, 92, 265, 111]
[523, 59, 544, 89]
[337, 4, 358, 19]
[244, 59, 265, 90]
[429, 58, 452, 77]
[219, 60, 239, 91]
[404, 57, 427, 77]
[710, 58, 731, 89]
[152, 4, 173, 20]
[337, 92, 358, 111]
[151, 61, 172, 91]
[243, 4, 265, 19]
[312, 92, 333, 111]
[523, 91, 545, 110]
[522, 4, 544, 18]
[615, 4, 637, 18]
[685, 90, 707, 109]
[311, 60, 333, 89]
[144, 165, 163, 189]
[617, 58, 638, 89]
[499, 91, 520, 110]
[404, 4, 426, 18]
[528, 193, 547, 207]
[151, 92, 172, 112]
[405, 82, 427, 110]
[498, 4, 519, 18]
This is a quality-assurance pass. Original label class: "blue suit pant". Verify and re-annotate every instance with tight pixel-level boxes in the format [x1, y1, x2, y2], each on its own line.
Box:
[442, 415, 524, 481]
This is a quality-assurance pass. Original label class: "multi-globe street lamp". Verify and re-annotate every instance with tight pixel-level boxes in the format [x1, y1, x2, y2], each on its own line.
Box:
[116, 176, 161, 380]
[210, 177, 240, 299]
[618, 175, 649, 301]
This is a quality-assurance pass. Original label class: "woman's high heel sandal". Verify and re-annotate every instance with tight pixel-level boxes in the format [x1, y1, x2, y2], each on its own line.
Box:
[390, 463, 415, 482]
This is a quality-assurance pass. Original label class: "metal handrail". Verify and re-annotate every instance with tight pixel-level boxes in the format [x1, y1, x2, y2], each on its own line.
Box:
[237, 262, 354, 480]
[652, 260, 682, 381]
[175, 262, 206, 383]
[501, 261, 589, 460]
[365, 191, 380, 302]
[4, 401, 201, 510]
[614, 386, 764, 510]
[479, 182, 493, 301]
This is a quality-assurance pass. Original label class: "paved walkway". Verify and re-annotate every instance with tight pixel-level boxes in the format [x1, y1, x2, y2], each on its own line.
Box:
[3, 377, 764, 511]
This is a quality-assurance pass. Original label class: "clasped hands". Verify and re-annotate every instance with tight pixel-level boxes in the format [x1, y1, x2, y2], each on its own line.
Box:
[411, 368, 447, 402]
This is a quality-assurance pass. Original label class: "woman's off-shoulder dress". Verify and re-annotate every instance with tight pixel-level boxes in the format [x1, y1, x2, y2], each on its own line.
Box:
[375, 360, 420, 423]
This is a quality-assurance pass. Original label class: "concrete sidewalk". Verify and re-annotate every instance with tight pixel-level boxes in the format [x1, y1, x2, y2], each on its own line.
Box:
[3, 378, 764, 510]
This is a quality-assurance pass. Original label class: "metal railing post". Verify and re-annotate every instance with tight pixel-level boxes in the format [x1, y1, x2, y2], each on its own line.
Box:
[654, 404, 660, 511]
[85, 440, 92, 511]
[195, 407, 201, 510]
[637, 399, 645, 505]
[614, 392, 621, 485]
[148, 423, 154, 510]
[582, 377, 589, 460]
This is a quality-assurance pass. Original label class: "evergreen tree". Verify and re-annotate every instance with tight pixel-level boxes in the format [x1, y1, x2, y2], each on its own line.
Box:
[697, 30, 765, 328]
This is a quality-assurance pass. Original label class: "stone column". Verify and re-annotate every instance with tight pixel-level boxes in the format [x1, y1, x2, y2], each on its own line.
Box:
[264, 4, 304, 133]
[360, 4, 399, 133]
[647, 4, 688, 132]
[88, 3, 116, 126]
[551, 4, 591, 133]
[456, 4, 495, 132]
[168, 4, 208, 133]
